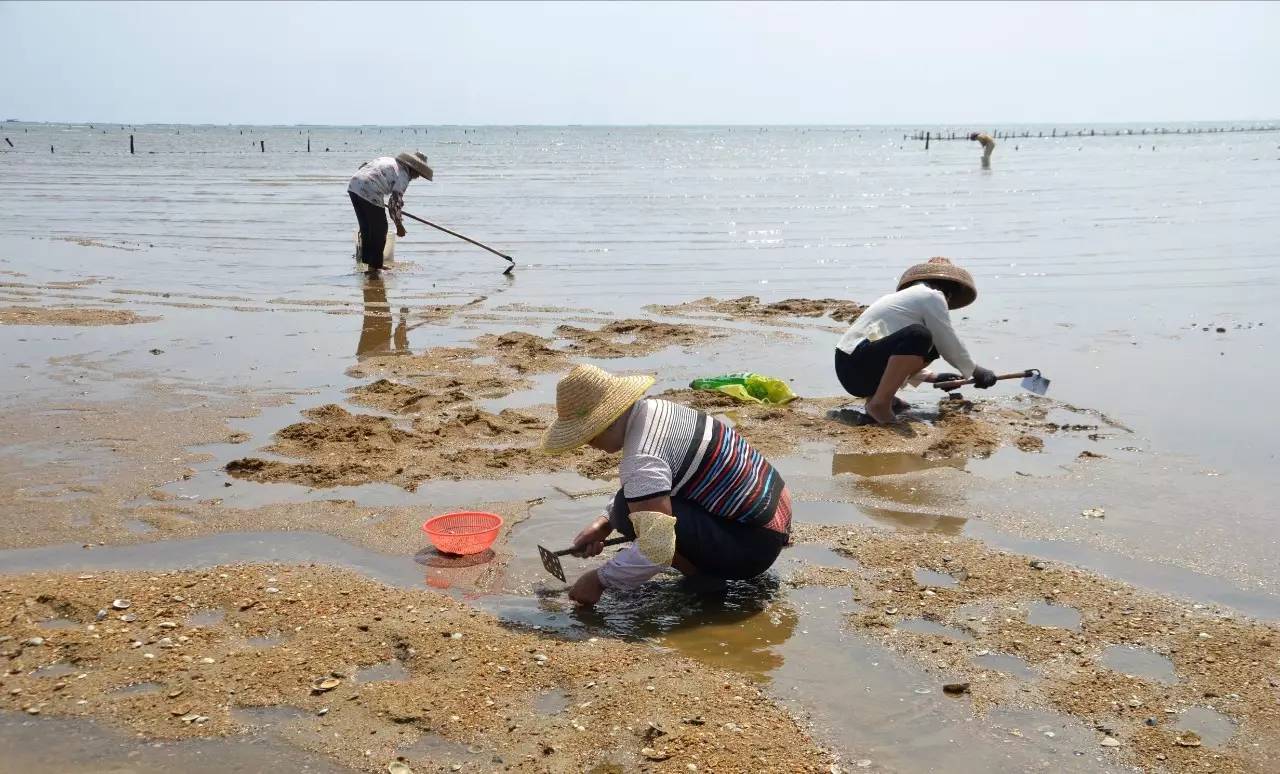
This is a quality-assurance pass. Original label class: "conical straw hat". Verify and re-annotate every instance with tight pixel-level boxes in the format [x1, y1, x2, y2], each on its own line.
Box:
[395, 151, 434, 181]
[897, 256, 977, 309]
[541, 364, 655, 453]
[630, 510, 677, 567]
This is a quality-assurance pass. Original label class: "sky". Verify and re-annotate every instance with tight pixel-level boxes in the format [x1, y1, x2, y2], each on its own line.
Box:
[2, 1, 1276, 125]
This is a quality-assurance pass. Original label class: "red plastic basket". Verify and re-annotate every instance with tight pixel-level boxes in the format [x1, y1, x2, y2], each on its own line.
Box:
[421, 511, 503, 556]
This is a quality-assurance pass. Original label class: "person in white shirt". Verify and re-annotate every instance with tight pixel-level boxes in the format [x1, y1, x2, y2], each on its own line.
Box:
[348, 151, 433, 277]
[833, 257, 998, 424]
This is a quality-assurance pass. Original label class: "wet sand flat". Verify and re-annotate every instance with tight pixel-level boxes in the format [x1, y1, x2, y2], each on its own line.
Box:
[1, 122, 1278, 772]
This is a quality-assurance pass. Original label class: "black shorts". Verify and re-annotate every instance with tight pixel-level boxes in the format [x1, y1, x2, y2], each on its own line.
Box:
[349, 191, 387, 270]
[834, 323, 937, 398]
[607, 491, 787, 581]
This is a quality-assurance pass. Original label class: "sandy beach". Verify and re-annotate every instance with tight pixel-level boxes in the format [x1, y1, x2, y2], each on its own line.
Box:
[1, 121, 1278, 773]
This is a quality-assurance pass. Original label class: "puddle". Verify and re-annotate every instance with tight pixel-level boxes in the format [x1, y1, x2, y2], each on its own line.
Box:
[0, 531, 425, 589]
[767, 589, 1105, 772]
[1172, 706, 1235, 747]
[187, 609, 225, 627]
[110, 681, 164, 696]
[231, 706, 310, 729]
[973, 652, 1037, 679]
[32, 663, 78, 678]
[784, 543, 863, 572]
[0, 711, 351, 774]
[832, 452, 967, 477]
[244, 633, 287, 648]
[896, 618, 974, 641]
[123, 518, 158, 535]
[913, 567, 958, 588]
[36, 618, 80, 630]
[1100, 644, 1178, 684]
[792, 500, 968, 535]
[352, 659, 410, 684]
[1027, 601, 1082, 631]
[396, 731, 487, 768]
[533, 688, 571, 715]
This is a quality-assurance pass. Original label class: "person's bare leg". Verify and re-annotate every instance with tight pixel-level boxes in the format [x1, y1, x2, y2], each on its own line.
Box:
[865, 354, 926, 424]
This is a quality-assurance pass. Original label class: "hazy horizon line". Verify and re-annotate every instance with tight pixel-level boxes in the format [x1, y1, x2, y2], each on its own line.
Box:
[6, 118, 1279, 129]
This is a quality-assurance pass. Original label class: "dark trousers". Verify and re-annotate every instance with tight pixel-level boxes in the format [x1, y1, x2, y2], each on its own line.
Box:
[607, 491, 787, 581]
[349, 191, 387, 270]
[834, 323, 938, 398]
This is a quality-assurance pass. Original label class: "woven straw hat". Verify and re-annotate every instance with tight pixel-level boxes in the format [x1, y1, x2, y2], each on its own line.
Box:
[541, 364, 655, 453]
[395, 151, 434, 181]
[631, 511, 677, 566]
[897, 256, 977, 309]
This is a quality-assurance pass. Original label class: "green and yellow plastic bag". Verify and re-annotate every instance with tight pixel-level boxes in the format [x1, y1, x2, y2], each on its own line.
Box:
[689, 372, 797, 405]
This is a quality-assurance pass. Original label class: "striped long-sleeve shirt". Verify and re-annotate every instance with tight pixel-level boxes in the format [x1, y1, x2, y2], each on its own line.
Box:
[598, 398, 790, 590]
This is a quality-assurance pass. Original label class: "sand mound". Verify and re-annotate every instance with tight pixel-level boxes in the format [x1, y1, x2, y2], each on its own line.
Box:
[649, 296, 865, 324]
[660, 389, 1011, 460]
[555, 318, 718, 358]
[226, 402, 610, 490]
[0, 565, 833, 772]
[0, 306, 158, 326]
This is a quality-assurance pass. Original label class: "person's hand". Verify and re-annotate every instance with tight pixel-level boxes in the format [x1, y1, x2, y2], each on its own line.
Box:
[929, 372, 963, 384]
[395, 224, 407, 238]
[569, 570, 604, 606]
[972, 366, 998, 389]
[569, 516, 610, 558]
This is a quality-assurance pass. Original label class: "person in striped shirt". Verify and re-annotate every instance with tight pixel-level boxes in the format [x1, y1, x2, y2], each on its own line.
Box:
[541, 364, 792, 606]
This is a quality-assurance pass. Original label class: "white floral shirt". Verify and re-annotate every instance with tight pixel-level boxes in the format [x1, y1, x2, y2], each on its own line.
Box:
[348, 157, 410, 218]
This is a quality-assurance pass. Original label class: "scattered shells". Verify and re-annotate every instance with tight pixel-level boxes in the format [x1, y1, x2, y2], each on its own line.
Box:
[23, 637, 44, 647]
[1029, 560, 1048, 571]
[157, 622, 178, 629]
[120, 614, 137, 623]
[1081, 508, 1106, 519]
[641, 747, 671, 761]
[1100, 736, 1122, 747]
[1174, 732, 1202, 748]
[387, 761, 413, 774]
[312, 677, 342, 692]
[111, 599, 132, 610]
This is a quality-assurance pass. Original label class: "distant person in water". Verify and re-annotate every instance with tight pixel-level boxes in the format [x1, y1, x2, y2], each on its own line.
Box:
[969, 132, 995, 168]
[833, 257, 998, 425]
[348, 151, 433, 278]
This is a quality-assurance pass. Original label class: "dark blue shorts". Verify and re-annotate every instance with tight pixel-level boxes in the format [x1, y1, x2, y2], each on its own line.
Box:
[607, 491, 787, 581]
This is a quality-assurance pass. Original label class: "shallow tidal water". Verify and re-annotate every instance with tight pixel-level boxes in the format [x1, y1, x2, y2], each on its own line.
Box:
[2, 122, 1278, 771]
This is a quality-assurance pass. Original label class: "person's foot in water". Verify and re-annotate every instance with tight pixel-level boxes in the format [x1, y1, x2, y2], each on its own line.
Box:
[863, 396, 898, 424]
[365, 268, 381, 279]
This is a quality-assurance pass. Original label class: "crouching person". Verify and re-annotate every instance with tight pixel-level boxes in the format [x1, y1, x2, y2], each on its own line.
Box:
[833, 257, 998, 424]
[540, 364, 792, 606]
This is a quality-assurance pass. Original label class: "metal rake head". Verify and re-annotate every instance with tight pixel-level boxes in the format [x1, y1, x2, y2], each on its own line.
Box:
[538, 544, 566, 582]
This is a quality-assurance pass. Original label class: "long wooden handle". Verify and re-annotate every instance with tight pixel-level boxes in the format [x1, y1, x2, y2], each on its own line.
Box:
[934, 370, 1032, 391]
[554, 535, 631, 557]
[401, 211, 515, 264]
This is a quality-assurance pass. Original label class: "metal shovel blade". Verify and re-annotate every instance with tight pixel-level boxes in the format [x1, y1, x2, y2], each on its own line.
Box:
[538, 544, 566, 582]
[1021, 370, 1051, 396]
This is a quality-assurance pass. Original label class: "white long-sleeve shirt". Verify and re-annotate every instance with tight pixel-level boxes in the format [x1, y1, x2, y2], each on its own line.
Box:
[836, 284, 976, 378]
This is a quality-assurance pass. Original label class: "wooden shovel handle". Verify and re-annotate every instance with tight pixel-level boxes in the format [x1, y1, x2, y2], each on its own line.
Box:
[554, 535, 631, 558]
[933, 370, 1033, 391]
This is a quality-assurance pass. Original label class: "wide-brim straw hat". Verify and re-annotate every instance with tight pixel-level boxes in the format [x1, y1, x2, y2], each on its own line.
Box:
[897, 256, 977, 309]
[396, 151, 434, 181]
[541, 364, 655, 453]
